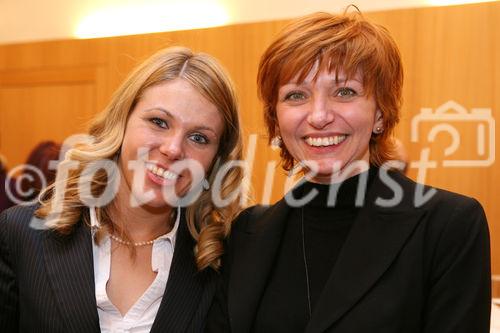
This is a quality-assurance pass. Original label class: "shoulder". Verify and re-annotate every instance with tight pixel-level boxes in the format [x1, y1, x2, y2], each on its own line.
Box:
[380, 170, 483, 212]
[0, 204, 39, 234]
[0, 204, 47, 254]
[380, 170, 488, 238]
[230, 204, 271, 232]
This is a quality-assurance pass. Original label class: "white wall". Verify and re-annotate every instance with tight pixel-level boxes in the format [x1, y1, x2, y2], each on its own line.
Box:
[0, 0, 497, 44]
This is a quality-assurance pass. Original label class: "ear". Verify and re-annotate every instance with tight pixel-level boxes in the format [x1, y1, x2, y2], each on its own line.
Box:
[373, 109, 384, 134]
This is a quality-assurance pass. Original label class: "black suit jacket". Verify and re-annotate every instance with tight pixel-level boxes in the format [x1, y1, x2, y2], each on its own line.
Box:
[207, 170, 491, 333]
[0, 205, 217, 332]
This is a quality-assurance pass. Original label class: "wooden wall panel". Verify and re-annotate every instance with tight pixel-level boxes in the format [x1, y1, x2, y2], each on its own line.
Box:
[366, 4, 499, 275]
[0, 83, 95, 167]
[0, 2, 498, 274]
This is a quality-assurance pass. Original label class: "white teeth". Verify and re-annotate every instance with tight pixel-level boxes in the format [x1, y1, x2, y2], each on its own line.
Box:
[305, 135, 347, 147]
[162, 169, 177, 180]
[146, 163, 178, 180]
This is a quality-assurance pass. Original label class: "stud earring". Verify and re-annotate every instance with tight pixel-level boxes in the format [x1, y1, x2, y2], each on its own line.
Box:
[271, 136, 282, 150]
[374, 127, 383, 134]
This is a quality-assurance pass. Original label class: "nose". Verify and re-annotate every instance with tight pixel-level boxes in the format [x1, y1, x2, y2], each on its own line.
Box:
[307, 96, 334, 129]
[159, 132, 184, 160]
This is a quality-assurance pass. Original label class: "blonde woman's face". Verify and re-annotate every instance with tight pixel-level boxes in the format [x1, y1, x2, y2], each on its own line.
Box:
[118, 78, 224, 208]
[276, 69, 383, 183]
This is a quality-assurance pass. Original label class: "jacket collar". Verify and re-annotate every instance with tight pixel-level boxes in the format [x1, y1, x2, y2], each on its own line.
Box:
[228, 169, 425, 333]
[43, 208, 215, 333]
[304, 170, 425, 332]
[43, 219, 101, 333]
[151, 208, 217, 332]
[228, 199, 290, 333]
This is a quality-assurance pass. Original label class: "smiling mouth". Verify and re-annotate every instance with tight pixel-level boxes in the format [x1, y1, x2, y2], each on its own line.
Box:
[305, 135, 347, 147]
[146, 163, 178, 180]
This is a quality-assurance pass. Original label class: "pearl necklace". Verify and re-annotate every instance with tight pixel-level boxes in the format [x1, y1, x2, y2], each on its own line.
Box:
[107, 208, 178, 247]
[109, 233, 156, 247]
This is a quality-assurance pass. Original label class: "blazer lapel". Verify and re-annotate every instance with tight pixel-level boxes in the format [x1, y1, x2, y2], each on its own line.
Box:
[305, 172, 425, 333]
[151, 210, 216, 333]
[43, 220, 100, 333]
[228, 200, 291, 333]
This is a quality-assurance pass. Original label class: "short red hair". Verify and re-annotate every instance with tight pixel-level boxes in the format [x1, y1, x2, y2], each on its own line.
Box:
[257, 11, 404, 170]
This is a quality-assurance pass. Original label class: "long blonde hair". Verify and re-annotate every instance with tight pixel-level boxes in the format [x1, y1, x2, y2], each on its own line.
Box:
[37, 46, 244, 271]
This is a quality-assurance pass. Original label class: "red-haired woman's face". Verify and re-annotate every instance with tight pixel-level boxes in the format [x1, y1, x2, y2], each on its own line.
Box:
[276, 68, 383, 183]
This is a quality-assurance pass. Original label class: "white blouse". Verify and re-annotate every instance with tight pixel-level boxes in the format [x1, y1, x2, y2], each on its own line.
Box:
[90, 207, 180, 333]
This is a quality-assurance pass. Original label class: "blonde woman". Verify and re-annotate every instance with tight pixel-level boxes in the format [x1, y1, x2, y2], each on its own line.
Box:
[0, 46, 244, 332]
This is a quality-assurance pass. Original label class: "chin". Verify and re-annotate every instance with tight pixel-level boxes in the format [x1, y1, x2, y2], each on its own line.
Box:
[149, 202, 172, 210]
[304, 158, 370, 182]
[303, 159, 345, 175]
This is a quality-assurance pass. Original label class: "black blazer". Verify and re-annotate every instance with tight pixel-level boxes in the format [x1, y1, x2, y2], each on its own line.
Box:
[207, 170, 491, 333]
[0, 205, 217, 333]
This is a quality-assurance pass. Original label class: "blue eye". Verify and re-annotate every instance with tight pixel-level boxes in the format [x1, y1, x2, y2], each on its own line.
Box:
[190, 133, 209, 144]
[151, 118, 167, 128]
[336, 87, 356, 98]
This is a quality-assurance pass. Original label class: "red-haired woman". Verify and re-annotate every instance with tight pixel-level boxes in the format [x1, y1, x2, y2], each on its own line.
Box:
[207, 11, 491, 333]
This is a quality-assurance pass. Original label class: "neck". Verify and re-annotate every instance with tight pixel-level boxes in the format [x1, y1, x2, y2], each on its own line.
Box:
[108, 181, 175, 242]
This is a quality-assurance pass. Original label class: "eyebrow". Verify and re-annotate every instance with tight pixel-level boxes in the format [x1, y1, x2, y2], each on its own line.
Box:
[144, 107, 219, 136]
[283, 76, 363, 86]
[337, 77, 362, 84]
[144, 107, 171, 116]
